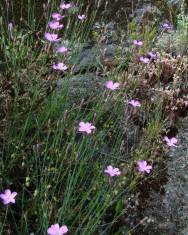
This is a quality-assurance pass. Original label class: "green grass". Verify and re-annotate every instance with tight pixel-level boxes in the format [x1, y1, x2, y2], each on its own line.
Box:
[0, 0, 187, 234]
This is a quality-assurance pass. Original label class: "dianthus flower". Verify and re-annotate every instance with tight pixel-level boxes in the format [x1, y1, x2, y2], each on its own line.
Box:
[45, 32, 60, 42]
[104, 165, 121, 177]
[78, 14, 87, 21]
[47, 224, 68, 235]
[57, 46, 68, 53]
[105, 80, 119, 90]
[133, 40, 143, 46]
[53, 62, 68, 71]
[78, 121, 95, 134]
[128, 100, 141, 107]
[164, 136, 178, 147]
[48, 21, 64, 30]
[148, 52, 157, 59]
[162, 22, 172, 30]
[60, 2, 71, 10]
[139, 56, 149, 64]
[137, 160, 152, 173]
[0, 189, 17, 205]
[52, 13, 64, 21]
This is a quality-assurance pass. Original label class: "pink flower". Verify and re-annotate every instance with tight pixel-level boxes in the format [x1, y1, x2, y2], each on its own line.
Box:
[47, 224, 68, 235]
[148, 52, 157, 59]
[57, 46, 68, 53]
[137, 160, 152, 173]
[105, 80, 119, 90]
[45, 32, 60, 42]
[48, 21, 64, 30]
[128, 100, 141, 107]
[133, 40, 143, 46]
[53, 62, 68, 71]
[60, 2, 71, 10]
[78, 14, 87, 21]
[52, 13, 64, 21]
[139, 56, 150, 64]
[162, 23, 171, 30]
[78, 121, 95, 134]
[0, 189, 17, 205]
[104, 165, 121, 177]
[164, 136, 178, 147]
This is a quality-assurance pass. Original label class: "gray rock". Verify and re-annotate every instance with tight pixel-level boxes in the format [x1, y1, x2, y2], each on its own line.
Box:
[53, 40, 100, 74]
[155, 28, 188, 55]
[71, 46, 100, 74]
[132, 4, 161, 24]
[57, 73, 104, 105]
[101, 44, 117, 58]
[100, 21, 120, 44]
[155, 29, 178, 53]
[140, 116, 188, 234]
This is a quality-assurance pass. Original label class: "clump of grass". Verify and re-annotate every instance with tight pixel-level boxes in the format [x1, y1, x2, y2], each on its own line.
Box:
[0, 0, 187, 234]
[176, 0, 188, 55]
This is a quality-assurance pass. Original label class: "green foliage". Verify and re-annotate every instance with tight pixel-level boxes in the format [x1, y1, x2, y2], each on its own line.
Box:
[0, 0, 184, 234]
[176, 0, 188, 55]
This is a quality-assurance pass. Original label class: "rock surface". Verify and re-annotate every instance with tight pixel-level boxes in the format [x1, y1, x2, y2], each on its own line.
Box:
[139, 116, 188, 235]
[57, 73, 104, 105]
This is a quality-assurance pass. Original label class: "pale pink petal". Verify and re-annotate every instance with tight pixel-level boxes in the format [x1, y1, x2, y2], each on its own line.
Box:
[133, 40, 143, 46]
[138, 160, 152, 173]
[45, 32, 60, 42]
[60, 225, 68, 233]
[164, 136, 169, 142]
[11, 192, 17, 197]
[113, 83, 120, 89]
[86, 129, 91, 134]
[4, 189, 11, 196]
[10, 198, 16, 204]
[140, 56, 149, 64]
[78, 122, 95, 134]
[0, 194, 6, 200]
[171, 137, 178, 144]
[106, 165, 113, 171]
[47, 228, 57, 235]
[3, 199, 10, 205]
[79, 121, 85, 127]
[104, 165, 121, 177]
[57, 46, 68, 53]
[47, 224, 60, 235]
[60, 2, 71, 10]
[105, 80, 119, 90]
[52, 13, 64, 21]
[78, 15, 87, 20]
[105, 81, 113, 87]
